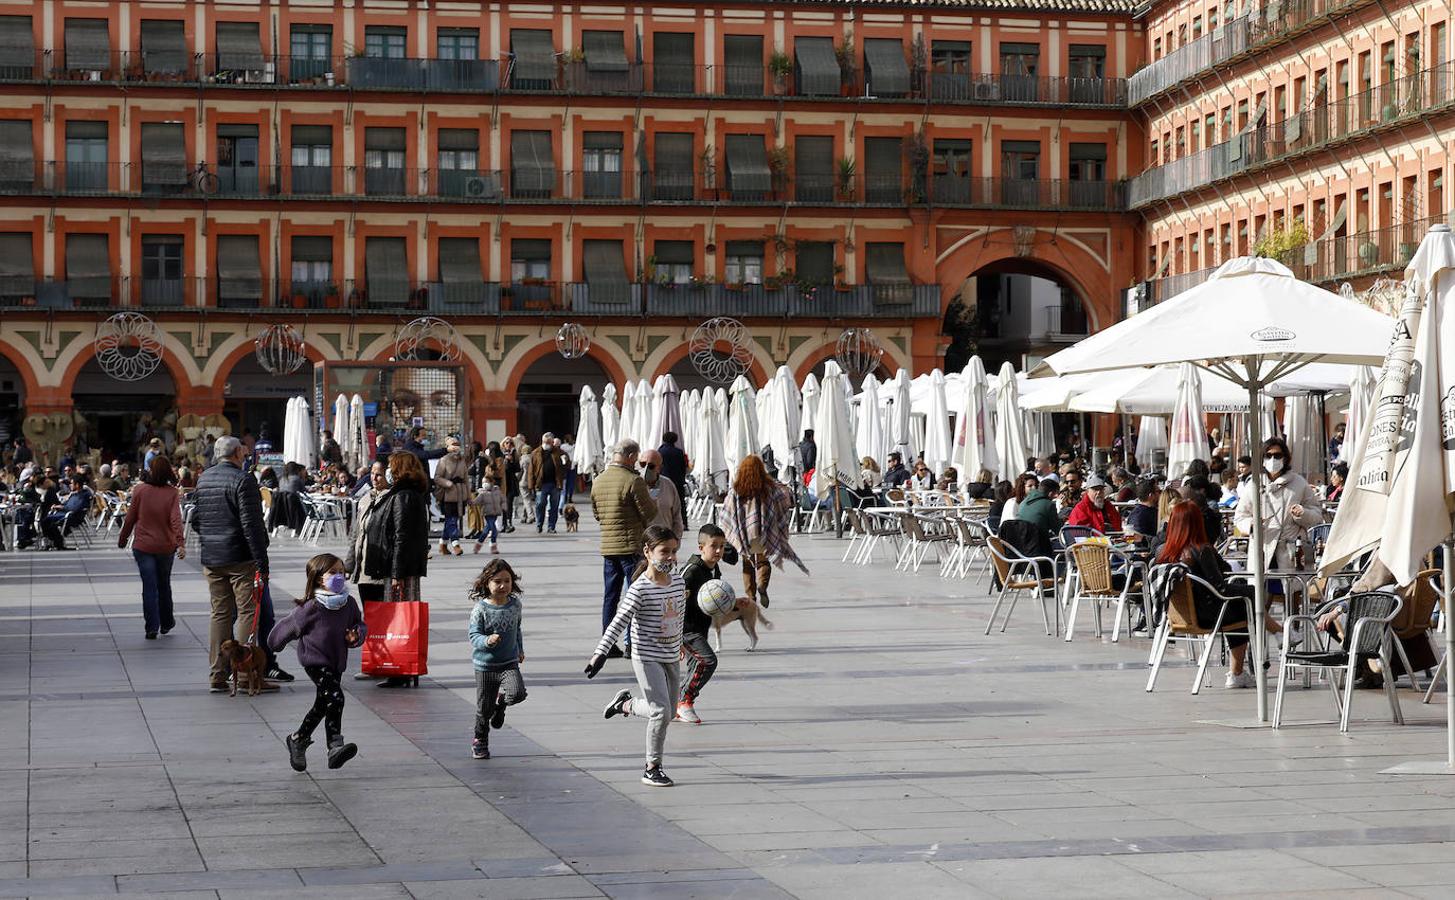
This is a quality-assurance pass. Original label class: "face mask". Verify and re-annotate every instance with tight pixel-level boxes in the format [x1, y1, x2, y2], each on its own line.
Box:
[651, 559, 675, 574]
[1264, 457, 1285, 476]
[386, 470, 395, 485]
[324, 573, 348, 594]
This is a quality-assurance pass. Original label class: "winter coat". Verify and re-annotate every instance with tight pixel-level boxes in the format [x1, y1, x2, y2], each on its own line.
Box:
[1016, 489, 1062, 544]
[268, 596, 366, 672]
[191, 461, 269, 572]
[434, 452, 472, 506]
[474, 484, 505, 517]
[589, 462, 657, 556]
[1234, 471, 1322, 569]
[528, 445, 570, 490]
[363, 484, 430, 580]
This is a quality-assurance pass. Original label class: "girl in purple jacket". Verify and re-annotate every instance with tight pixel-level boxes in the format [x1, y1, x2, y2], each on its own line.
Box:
[269, 552, 367, 772]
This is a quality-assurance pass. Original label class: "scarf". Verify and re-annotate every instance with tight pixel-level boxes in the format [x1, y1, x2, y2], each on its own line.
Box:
[723, 483, 809, 575]
[314, 590, 350, 610]
[1145, 563, 1188, 629]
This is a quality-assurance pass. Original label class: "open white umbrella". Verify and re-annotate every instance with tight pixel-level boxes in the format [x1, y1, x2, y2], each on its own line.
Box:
[952, 357, 998, 480]
[1135, 415, 1168, 471]
[647, 374, 682, 452]
[1072, 365, 1254, 415]
[811, 360, 855, 499]
[1043, 255, 1394, 721]
[574, 386, 604, 475]
[887, 369, 915, 464]
[1027, 411, 1056, 462]
[600, 383, 620, 451]
[1343, 366, 1376, 463]
[725, 375, 759, 476]
[856, 374, 887, 468]
[349, 394, 365, 470]
[1282, 394, 1322, 480]
[993, 362, 1028, 478]
[1167, 363, 1210, 479]
[922, 369, 952, 476]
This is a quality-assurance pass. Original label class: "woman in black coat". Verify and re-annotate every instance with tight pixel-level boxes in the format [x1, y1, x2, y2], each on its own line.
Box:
[363, 451, 431, 688]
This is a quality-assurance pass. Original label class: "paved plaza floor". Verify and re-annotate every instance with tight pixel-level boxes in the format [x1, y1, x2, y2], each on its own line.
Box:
[4, 515, 1455, 898]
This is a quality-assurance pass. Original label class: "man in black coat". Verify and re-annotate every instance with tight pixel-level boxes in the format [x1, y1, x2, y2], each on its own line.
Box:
[192, 435, 284, 692]
[798, 430, 817, 476]
[658, 430, 689, 527]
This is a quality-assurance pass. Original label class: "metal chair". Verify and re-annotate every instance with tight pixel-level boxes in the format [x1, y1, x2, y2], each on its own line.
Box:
[984, 536, 1057, 636]
[895, 511, 953, 573]
[1274, 591, 1405, 732]
[1144, 566, 1254, 694]
[856, 508, 903, 566]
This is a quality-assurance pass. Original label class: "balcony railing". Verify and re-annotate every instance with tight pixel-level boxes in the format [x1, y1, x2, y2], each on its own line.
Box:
[0, 49, 1126, 107]
[0, 276, 942, 317]
[1129, 63, 1455, 208]
[1128, 0, 1371, 106]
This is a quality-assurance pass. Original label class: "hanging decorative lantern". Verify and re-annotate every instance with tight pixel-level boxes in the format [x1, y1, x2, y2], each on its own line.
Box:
[836, 327, 884, 382]
[254, 324, 307, 375]
[556, 322, 590, 360]
[394, 316, 462, 361]
[95, 312, 163, 382]
[689, 317, 752, 384]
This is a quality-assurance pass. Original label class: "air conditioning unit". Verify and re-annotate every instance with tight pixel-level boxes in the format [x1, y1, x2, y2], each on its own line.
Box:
[973, 81, 1001, 101]
[463, 175, 499, 200]
[244, 63, 276, 84]
[85, 70, 102, 82]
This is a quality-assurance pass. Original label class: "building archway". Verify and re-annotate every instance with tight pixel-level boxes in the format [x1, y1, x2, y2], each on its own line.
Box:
[944, 258, 1096, 375]
[72, 357, 178, 461]
[513, 352, 611, 441]
[0, 350, 25, 447]
[792, 341, 905, 385]
[221, 352, 317, 440]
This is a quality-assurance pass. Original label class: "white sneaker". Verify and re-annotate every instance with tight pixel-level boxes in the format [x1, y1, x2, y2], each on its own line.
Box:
[1225, 670, 1256, 689]
[674, 703, 701, 725]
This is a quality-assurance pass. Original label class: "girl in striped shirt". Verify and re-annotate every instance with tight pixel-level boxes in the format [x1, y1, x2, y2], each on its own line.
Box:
[586, 525, 685, 787]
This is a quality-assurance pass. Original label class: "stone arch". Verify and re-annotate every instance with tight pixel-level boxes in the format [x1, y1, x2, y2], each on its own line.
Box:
[0, 336, 44, 401]
[501, 337, 631, 399]
[646, 340, 771, 389]
[791, 339, 910, 385]
[55, 333, 196, 404]
[935, 230, 1114, 333]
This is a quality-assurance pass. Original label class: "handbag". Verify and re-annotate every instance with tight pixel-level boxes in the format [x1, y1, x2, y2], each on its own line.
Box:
[361, 599, 430, 678]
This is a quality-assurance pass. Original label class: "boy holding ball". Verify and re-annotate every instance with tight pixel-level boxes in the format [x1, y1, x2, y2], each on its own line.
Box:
[676, 523, 735, 724]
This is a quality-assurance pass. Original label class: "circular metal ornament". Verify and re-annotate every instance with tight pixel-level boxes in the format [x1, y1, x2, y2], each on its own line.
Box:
[836, 327, 884, 382]
[556, 322, 590, 360]
[394, 316, 462, 362]
[689, 317, 752, 385]
[254, 324, 307, 375]
[95, 312, 163, 382]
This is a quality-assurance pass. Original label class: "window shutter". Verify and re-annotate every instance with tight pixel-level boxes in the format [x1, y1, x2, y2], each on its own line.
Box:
[583, 240, 630, 303]
[511, 238, 551, 261]
[365, 127, 406, 152]
[140, 20, 188, 74]
[365, 237, 409, 304]
[864, 39, 909, 96]
[653, 32, 694, 92]
[292, 124, 332, 146]
[0, 17, 34, 67]
[795, 135, 833, 201]
[583, 31, 628, 72]
[510, 130, 554, 196]
[1069, 143, 1107, 161]
[216, 234, 262, 301]
[795, 37, 840, 95]
[510, 30, 556, 83]
[438, 237, 482, 282]
[66, 233, 110, 298]
[723, 34, 764, 95]
[865, 242, 910, 284]
[140, 122, 187, 186]
[216, 22, 264, 71]
[864, 137, 902, 200]
[0, 233, 34, 299]
[653, 240, 693, 266]
[65, 19, 110, 71]
[795, 241, 835, 284]
[725, 133, 771, 196]
[291, 236, 332, 262]
[0, 119, 33, 186]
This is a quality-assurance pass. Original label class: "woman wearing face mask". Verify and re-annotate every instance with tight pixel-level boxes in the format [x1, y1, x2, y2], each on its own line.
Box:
[584, 525, 686, 787]
[434, 438, 472, 556]
[1233, 437, 1323, 569]
[363, 452, 432, 686]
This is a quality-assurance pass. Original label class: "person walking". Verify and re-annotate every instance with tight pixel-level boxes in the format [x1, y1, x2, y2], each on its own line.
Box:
[528, 432, 569, 534]
[434, 437, 472, 556]
[193, 435, 280, 693]
[638, 448, 684, 537]
[558, 433, 577, 512]
[500, 438, 522, 533]
[363, 451, 431, 687]
[344, 459, 388, 682]
[720, 454, 808, 609]
[657, 431, 689, 528]
[118, 455, 185, 640]
[403, 425, 448, 469]
[590, 439, 658, 657]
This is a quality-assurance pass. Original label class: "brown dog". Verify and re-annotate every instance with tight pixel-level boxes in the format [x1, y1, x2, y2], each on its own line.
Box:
[562, 504, 580, 532]
[711, 597, 772, 652]
[219, 639, 268, 696]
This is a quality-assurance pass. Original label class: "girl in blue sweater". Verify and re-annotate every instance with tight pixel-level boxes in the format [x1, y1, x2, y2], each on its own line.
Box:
[468, 559, 527, 759]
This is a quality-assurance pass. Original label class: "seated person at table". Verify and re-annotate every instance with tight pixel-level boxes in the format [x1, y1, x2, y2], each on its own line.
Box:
[1066, 476, 1122, 534]
[1016, 478, 1062, 547]
[1325, 462, 1348, 503]
[277, 461, 309, 494]
[43, 476, 91, 550]
[936, 467, 959, 493]
[258, 466, 280, 490]
[883, 452, 912, 490]
[1181, 475, 1224, 544]
[1156, 500, 1282, 689]
[1057, 470, 1084, 513]
[909, 461, 935, 491]
[986, 480, 1013, 532]
[964, 469, 994, 500]
[1002, 472, 1041, 522]
[1125, 479, 1160, 543]
[1217, 472, 1240, 508]
[1109, 467, 1135, 503]
[1316, 558, 1437, 689]
[857, 457, 882, 495]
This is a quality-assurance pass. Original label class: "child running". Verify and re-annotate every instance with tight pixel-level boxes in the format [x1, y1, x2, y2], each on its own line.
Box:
[584, 524, 684, 787]
[269, 552, 366, 772]
[676, 523, 730, 725]
[473, 476, 505, 555]
[468, 559, 527, 759]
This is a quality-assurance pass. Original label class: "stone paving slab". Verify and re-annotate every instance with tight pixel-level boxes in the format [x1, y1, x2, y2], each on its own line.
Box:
[3, 516, 1455, 897]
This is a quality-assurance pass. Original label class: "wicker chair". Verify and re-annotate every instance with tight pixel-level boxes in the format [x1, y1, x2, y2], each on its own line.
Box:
[1145, 566, 1254, 694]
[1063, 542, 1140, 642]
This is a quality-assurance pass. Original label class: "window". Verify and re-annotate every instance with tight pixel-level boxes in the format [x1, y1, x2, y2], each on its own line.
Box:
[510, 30, 556, 89]
[0, 17, 35, 79]
[1175, 126, 1185, 159]
[290, 236, 332, 292]
[141, 235, 184, 306]
[581, 240, 630, 304]
[864, 39, 909, 97]
[795, 36, 840, 96]
[1189, 120, 1200, 154]
[1067, 44, 1105, 103]
[652, 133, 694, 200]
[64, 19, 110, 73]
[437, 29, 478, 60]
[795, 242, 835, 285]
[436, 129, 479, 197]
[510, 239, 552, 307]
[1192, 16, 1203, 39]
[65, 120, 106, 191]
[1000, 140, 1040, 206]
[363, 126, 406, 195]
[365, 237, 410, 306]
[653, 241, 693, 283]
[139, 122, 185, 193]
[140, 20, 187, 76]
[794, 135, 834, 202]
[864, 136, 903, 203]
[1068, 143, 1107, 208]
[216, 234, 262, 307]
[290, 124, 332, 194]
[365, 26, 406, 59]
[723, 34, 763, 96]
[724, 133, 770, 201]
[216, 124, 258, 194]
[865, 242, 911, 304]
[581, 30, 629, 91]
[0, 232, 33, 301]
[1000, 43, 1039, 101]
[434, 29, 490, 90]
[510, 130, 554, 198]
[1209, 7, 1219, 31]
[930, 40, 970, 99]
[290, 25, 332, 83]
[653, 32, 694, 93]
[65, 233, 110, 304]
[582, 132, 623, 199]
[724, 240, 763, 285]
[215, 22, 264, 74]
[932, 139, 972, 203]
[437, 237, 485, 305]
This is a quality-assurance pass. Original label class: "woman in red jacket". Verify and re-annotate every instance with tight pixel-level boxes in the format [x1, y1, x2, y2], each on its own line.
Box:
[119, 455, 185, 640]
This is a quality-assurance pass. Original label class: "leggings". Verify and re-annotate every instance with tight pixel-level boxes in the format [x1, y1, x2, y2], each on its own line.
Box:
[298, 665, 344, 746]
[474, 667, 527, 740]
[741, 552, 772, 603]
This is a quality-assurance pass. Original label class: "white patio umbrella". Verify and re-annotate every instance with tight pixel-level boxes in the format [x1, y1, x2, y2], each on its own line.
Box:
[993, 362, 1029, 478]
[1135, 415, 1168, 471]
[349, 393, 366, 470]
[647, 374, 682, 452]
[574, 385, 604, 475]
[616, 382, 638, 446]
[1042, 255, 1394, 721]
[1322, 223, 1455, 769]
[1071, 365, 1254, 415]
[283, 396, 316, 468]
[699, 387, 729, 492]
[799, 372, 820, 462]
[763, 366, 801, 479]
[1282, 393, 1322, 480]
[600, 382, 621, 451]
[952, 357, 998, 480]
[1167, 362, 1210, 479]
[630, 379, 654, 446]
[856, 373, 887, 468]
[1343, 366, 1377, 463]
[332, 394, 350, 460]
[887, 369, 915, 464]
[922, 369, 952, 476]
[725, 375, 759, 476]
[678, 389, 698, 470]
[811, 360, 856, 499]
[1027, 411, 1056, 462]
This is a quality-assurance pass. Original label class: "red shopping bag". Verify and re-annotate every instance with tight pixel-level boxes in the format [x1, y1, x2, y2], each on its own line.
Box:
[361, 601, 430, 677]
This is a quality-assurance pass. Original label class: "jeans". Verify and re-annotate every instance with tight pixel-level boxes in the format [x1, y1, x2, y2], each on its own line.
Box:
[627, 657, 680, 767]
[298, 665, 344, 747]
[559, 469, 576, 509]
[442, 515, 461, 543]
[474, 667, 527, 741]
[602, 554, 640, 649]
[480, 516, 499, 544]
[535, 482, 559, 530]
[680, 631, 717, 705]
[132, 549, 176, 635]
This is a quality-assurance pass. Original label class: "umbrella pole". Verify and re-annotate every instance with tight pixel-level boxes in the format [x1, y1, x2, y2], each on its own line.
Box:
[1246, 371, 1270, 723]
[1446, 538, 1454, 767]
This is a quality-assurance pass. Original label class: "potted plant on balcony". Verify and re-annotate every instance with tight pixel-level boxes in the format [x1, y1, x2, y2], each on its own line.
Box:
[833, 264, 851, 292]
[562, 47, 586, 90]
[323, 283, 341, 309]
[769, 50, 793, 94]
[835, 31, 857, 95]
[836, 157, 856, 199]
[1358, 240, 1381, 267]
[688, 274, 713, 290]
[292, 289, 309, 309]
[1251, 218, 1310, 267]
[763, 274, 783, 292]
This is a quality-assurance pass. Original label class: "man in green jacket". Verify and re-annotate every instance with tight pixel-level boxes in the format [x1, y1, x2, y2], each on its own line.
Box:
[590, 438, 658, 658]
[1016, 478, 1063, 547]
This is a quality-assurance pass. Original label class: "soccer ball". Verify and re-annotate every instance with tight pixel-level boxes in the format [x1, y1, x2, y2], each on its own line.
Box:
[696, 578, 737, 617]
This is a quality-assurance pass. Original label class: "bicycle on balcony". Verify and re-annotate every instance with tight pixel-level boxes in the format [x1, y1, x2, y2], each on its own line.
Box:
[188, 162, 220, 195]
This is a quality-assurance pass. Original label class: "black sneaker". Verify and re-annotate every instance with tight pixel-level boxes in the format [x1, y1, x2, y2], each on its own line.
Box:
[266, 666, 295, 683]
[472, 739, 489, 759]
[547, 528, 556, 534]
[145, 631, 158, 640]
[603, 689, 631, 719]
[606, 645, 625, 659]
[209, 680, 228, 694]
[286, 733, 309, 772]
[490, 695, 507, 729]
[327, 742, 358, 769]
[641, 765, 674, 787]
